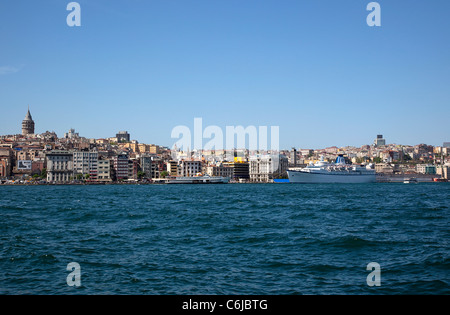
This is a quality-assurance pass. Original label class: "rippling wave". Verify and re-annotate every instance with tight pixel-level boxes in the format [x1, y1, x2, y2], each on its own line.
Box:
[0, 183, 449, 294]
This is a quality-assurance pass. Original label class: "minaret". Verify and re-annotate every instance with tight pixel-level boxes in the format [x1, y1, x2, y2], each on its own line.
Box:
[22, 106, 35, 135]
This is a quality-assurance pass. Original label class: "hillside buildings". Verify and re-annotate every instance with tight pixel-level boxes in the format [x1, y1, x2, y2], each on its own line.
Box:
[1, 112, 449, 183]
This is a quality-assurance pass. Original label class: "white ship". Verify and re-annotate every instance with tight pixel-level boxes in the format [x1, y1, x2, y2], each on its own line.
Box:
[287, 155, 376, 183]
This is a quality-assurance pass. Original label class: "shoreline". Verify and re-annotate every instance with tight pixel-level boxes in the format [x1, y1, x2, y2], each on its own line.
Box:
[0, 181, 448, 186]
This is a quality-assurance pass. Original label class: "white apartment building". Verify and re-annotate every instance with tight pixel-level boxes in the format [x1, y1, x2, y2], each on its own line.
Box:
[249, 154, 288, 182]
[97, 158, 111, 182]
[73, 150, 98, 181]
[178, 160, 202, 177]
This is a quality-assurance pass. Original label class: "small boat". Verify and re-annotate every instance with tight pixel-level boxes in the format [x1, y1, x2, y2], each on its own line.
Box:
[166, 174, 230, 184]
[433, 178, 448, 182]
[403, 178, 418, 184]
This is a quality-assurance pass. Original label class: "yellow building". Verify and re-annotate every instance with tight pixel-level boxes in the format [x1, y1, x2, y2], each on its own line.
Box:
[149, 145, 161, 154]
[138, 144, 150, 153]
[166, 160, 178, 176]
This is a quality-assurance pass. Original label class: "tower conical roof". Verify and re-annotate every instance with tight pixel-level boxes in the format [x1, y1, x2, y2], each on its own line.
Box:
[24, 107, 33, 121]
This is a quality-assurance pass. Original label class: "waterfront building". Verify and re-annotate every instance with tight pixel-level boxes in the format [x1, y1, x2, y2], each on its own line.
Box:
[140, 156, 161, 179]
[22, 108, 35, 136]
[31, 157, 45, 176]
[222, 160, 250, 181]
[0, 148, 12, 178]
[46, 150, 73, 183]
[73, 150, 98, 181]
[249, 154, 288, 182]
[97, 157, 111, 182]
[112, 153, 129, 180]
[416, 164, 437, 175]
[178, 160, 202, 177]
[436, 164, 450, 179]
[128, 159, 138, 180]
[166, 160, 178, 176]
[206, 164, 234, 178]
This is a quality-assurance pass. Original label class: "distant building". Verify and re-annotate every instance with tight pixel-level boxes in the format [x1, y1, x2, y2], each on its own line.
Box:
[299, 149, 313, 157]
[22, 108, 35, 136]
[46, 150, 73, 183]
[374, 135, 386, 147]
[116, 131, 130, 143]
[290, 148, 298, 166]
[149, 145, 161, 154]
[444, 142, 450, 148]
[64, 128, 79, 139]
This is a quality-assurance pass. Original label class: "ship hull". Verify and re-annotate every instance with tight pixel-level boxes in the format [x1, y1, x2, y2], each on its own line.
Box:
[287, 170, 376, 183]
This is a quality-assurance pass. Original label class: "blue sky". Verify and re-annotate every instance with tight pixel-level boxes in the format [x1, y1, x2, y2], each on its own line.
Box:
[0, 0, 449, 149]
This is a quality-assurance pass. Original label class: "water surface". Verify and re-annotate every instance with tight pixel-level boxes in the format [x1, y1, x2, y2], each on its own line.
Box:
[0, 183, 448, 294]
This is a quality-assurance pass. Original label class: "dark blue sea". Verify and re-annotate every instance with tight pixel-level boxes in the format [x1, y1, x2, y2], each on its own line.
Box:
[0, 183, 449, 295]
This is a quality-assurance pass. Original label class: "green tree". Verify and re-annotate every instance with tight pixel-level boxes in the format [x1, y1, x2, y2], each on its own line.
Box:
[160, 171, 168, 178]
[137, 171, 145, 180]
[373, 157, 383, 163]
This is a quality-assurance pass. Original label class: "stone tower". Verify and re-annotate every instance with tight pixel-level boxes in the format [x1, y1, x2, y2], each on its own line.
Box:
[22, 107, 35, 135]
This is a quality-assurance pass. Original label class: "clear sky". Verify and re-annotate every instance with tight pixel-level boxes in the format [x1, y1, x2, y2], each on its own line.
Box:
[1, 0, 449, 149]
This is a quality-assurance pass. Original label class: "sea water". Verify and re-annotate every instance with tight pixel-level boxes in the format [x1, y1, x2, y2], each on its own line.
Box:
[0, 183, 448, 294]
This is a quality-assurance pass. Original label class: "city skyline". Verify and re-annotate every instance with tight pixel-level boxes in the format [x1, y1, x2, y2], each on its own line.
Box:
[3, 107, 448, 150]
[1, 1, 450, 149]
